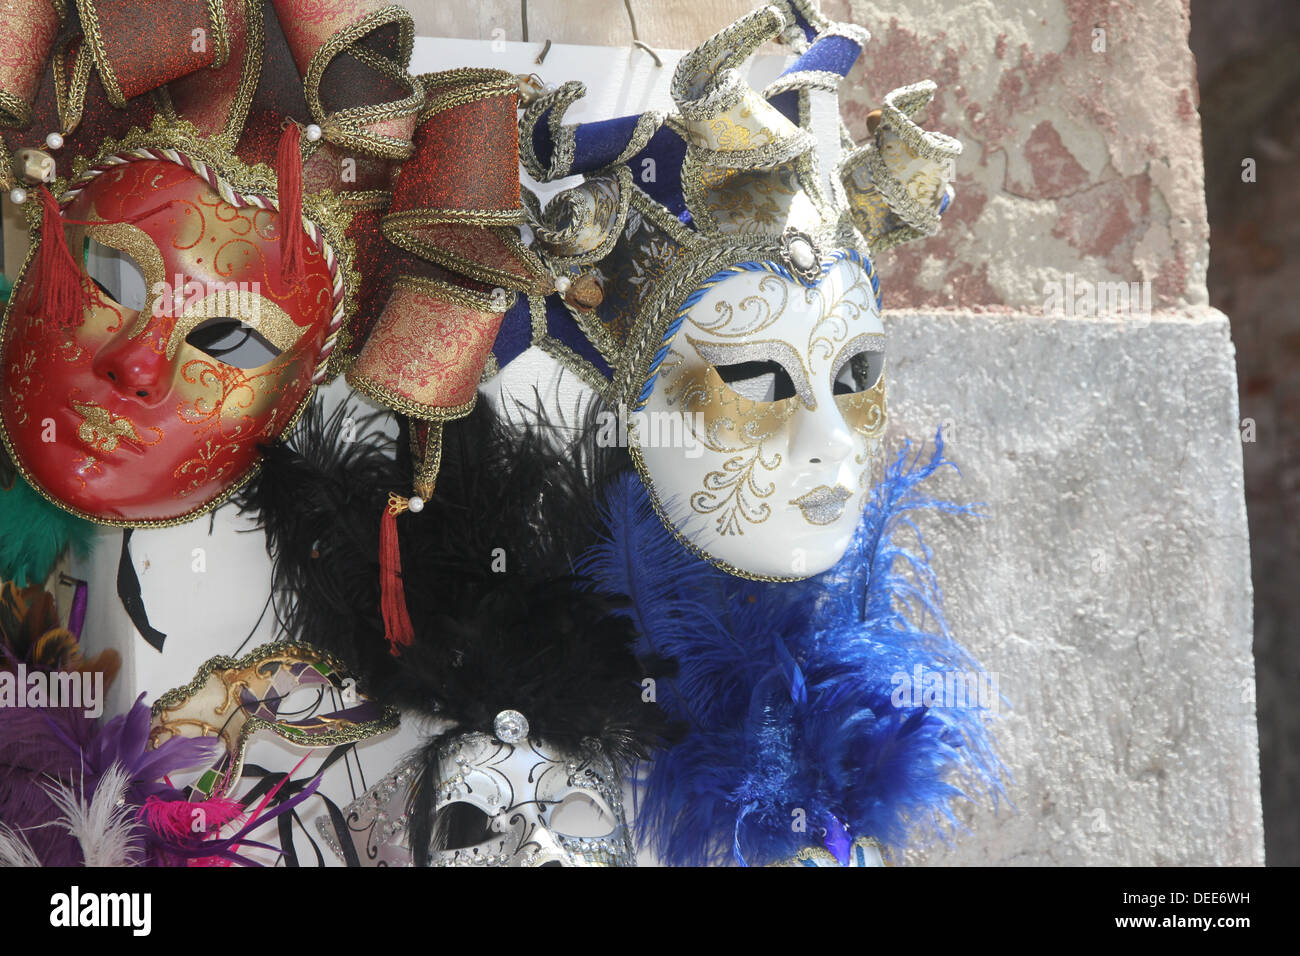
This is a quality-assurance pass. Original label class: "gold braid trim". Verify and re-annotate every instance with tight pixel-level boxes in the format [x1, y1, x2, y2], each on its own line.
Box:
[303, 5, 423, 160]
[0, 90, 31, 129]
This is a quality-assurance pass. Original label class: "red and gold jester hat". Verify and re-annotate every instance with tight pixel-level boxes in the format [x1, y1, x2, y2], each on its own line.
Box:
[0, 0, 547, 527]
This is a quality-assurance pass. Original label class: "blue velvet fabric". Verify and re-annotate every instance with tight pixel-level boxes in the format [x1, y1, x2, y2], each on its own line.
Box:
[626, 127, 690, 219]
[531, 106, 555, 171]
[768, 88, 799, 123]
[545, 294, 615, 380]
[572, 113, 647, 174]
[780, 31, 862, 78]
[491, 295, 534, 368]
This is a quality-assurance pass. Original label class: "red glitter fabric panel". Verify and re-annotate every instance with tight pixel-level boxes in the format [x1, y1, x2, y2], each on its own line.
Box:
[81, 0, 220, 104]
[343, 204, 401, 349]
[238, 0, 313, 169]
[272, 0, 391, 78]
[272, 0, 419, 153]
[166, 0, 251, 141]
[348, 281, 504, 414]
[1, 45, 155, 168]
[392, 84, 521, 217]
[0, 0, 61, 126]
[406, 222, 539, 289]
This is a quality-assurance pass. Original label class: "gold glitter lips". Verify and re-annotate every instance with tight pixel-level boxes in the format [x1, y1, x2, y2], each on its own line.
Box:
[790, 484, 853, 525]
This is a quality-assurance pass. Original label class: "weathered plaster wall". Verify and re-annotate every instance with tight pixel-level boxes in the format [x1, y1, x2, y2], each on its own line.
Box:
[835, 0, 1209, 313]
[886, 309, 1259, 866]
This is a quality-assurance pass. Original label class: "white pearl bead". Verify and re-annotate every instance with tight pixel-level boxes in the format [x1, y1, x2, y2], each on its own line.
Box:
[789, 238, 816, 271]
[305, 124, 323, 142]
[9, 187, 26, 205]
[407, 495, 424, 513]
[554, 275, 571, 294]
[45, 132, 64, 150]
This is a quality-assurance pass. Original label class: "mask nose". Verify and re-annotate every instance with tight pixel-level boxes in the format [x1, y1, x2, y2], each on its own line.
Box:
[91, 317, 172, 406]
[788, 407, 856, 467]
[523, 828, 588, 867]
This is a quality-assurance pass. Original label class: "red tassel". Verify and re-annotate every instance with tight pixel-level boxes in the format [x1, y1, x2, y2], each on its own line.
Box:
[276, 123, 306, 287]
[379, 503, 415, 656]
[36, 185, 95, 329]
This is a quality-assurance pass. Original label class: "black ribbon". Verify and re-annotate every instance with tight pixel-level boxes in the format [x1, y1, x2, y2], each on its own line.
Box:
[241, 745, 362, 867]
[116, 528, 167, 651]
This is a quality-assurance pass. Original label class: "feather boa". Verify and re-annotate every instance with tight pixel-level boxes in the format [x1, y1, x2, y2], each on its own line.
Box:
[578, 430, 1007, 866]
[239, 400, 677, 864]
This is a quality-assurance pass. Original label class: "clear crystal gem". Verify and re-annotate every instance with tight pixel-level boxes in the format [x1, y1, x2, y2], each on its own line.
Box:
[493, 709, 529, 743]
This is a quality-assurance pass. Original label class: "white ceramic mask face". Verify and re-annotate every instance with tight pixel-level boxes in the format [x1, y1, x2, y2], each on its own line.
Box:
[428, 731, 633, 867]
[635, 251, 886, 579]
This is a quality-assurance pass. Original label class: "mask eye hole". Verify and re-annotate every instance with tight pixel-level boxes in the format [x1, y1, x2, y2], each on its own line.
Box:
[548, 791, 617, 839]
[834, 351, 884, 395]
[84, 238, 148, 312]
[185, 317, 283, 369]
[715, 359, 798, 403]
[432, 801, 497, 851]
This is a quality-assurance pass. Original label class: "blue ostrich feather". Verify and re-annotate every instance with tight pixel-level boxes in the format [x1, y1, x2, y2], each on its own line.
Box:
[578, 429, 1008, 866]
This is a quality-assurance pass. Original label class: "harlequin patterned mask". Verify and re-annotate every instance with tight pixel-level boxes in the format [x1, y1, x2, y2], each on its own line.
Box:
[150, 641, 398, 801]
[498, 0, 960, 579]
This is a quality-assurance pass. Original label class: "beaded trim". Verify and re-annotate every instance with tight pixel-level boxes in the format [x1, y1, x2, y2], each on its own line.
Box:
[771, 835, 887, 867]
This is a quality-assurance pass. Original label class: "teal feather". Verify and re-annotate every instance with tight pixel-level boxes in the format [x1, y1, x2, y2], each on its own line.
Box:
[0, 476, 97, 586]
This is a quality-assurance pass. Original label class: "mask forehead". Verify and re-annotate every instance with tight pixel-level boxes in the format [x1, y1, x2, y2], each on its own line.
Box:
[681, 253, 883, 365]
[72, 159, 333, 328]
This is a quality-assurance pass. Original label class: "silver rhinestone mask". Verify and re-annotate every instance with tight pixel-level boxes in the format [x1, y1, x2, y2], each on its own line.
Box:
[321, 733, 635, 867]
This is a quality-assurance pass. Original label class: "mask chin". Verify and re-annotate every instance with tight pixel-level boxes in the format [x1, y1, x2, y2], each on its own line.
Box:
[633, 253, 887, 580]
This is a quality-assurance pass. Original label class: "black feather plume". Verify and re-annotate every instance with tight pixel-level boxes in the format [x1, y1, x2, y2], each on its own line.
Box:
[236, 398, 675, 862]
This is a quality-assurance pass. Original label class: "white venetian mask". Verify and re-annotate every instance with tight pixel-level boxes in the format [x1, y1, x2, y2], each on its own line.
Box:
[633, 248, 886, 580]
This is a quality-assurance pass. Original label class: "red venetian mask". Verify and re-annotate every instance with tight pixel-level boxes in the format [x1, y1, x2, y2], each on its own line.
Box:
[0, 150, 344, 526]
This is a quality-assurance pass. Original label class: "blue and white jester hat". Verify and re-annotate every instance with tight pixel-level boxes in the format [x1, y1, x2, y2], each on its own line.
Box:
[495, 0, 963, 581]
